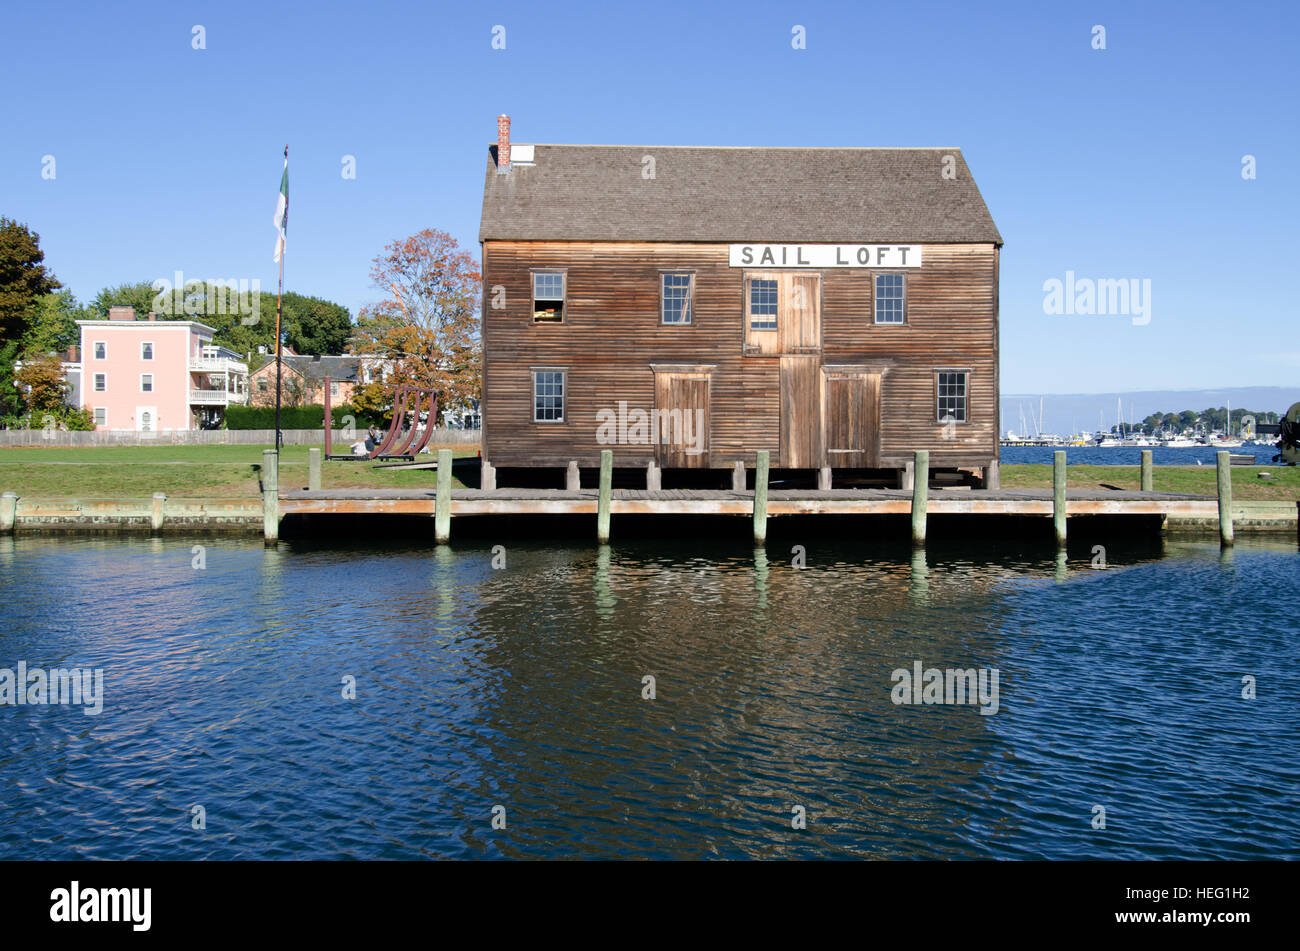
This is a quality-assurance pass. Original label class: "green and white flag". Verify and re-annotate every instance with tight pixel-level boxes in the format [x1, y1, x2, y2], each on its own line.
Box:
[272, 149, 289, 263]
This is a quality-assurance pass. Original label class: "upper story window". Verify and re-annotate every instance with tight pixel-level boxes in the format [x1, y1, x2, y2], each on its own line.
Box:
[661, 273, 693, 325]
[141, 342, 154, 360]
[93, 342, 106, 360]
[533, 369, 565, 422]
[330, 381, 340, 396]
[936, 370, 968, 423]
[748, 279, 778, 331]
[140, 374, 154, 393]
[258, 378, 268, 392]
[532, 271, 565, 323]
[93, 373, 107, 392]
[875, 274, 905, 324]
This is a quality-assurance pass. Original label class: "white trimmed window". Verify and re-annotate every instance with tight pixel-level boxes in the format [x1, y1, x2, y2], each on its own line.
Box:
[93, 373, 107, 392]
[93, 408, 107, 427]
[875, 274, 905, 324]
[93, 341, 106, 360]
[748, 278, 778, 331]
[141, 373, 154, 393]
[936, 370, 968, 423]
[532, 272, 565, 323]
[532, 369, 565, 422]
[661, 273, 693, 325]
[141, 341, 154, 360]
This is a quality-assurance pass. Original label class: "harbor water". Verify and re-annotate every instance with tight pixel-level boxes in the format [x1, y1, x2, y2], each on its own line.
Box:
[1, 533, 1296, 859]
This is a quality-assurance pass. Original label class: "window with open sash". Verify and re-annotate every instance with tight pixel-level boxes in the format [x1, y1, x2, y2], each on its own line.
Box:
[532, 272, 565, 323]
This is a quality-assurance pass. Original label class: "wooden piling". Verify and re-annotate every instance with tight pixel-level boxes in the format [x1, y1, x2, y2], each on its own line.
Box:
[817, 467, 832, 491]
[646, 460, 661, 491]
[984, 460, 1000, 490]
[732, 461, 746, 492]
[753, 450, 770, 544]
[1217, 450, 1234, 547]
[150, 493, 166, 533]
[435, 448, 452, 543]
[1140, 450, 1153, 492]
[308, 448, 322, 491]
[480, 459, 496, 491]
[0, 492, 18, 534]
[1053, 450, 1067, 546]
[597, 449, 612, 543]
[262, 449, 279, 545]
[566, 461, 581, 491]
[910, 450, 928, 545]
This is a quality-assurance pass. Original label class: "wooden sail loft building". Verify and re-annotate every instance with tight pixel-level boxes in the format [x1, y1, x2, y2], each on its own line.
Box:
[478, 115, 1004, 486]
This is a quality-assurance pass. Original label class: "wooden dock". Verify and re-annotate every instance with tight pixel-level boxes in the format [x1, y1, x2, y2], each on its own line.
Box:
[279, 486, 1219, 519]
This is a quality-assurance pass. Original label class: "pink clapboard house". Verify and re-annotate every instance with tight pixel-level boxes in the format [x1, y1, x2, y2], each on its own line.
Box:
[69, 307, 250, 431]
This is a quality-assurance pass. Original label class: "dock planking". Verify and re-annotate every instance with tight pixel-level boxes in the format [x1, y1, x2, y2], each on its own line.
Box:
[278, 487, 1218, 519]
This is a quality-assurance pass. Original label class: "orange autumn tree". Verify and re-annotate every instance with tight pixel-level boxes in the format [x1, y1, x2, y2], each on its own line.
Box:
[350, 229, 481, 423]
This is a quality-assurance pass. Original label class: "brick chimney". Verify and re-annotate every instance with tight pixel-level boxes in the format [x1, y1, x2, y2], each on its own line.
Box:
[496, 114, 511, 173]
[146, 311, 157, 321]
[108, 306, 136, 321]
[68, 344, 79, 362]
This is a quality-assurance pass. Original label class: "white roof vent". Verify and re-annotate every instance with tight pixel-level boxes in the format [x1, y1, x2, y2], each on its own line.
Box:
[511, 144, 535, 165]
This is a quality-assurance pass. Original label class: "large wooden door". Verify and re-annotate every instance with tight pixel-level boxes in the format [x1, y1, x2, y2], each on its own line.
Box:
[822, 369, 880, 468]
[779, 355, 822, 468]
[654, 369, 710, 468]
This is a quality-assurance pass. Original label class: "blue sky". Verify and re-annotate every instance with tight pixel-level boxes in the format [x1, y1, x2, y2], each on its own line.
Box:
[3, 0, 1296, 393]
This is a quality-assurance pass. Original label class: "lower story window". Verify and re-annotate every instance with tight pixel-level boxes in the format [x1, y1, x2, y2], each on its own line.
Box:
[936, 370, 968, 422]
[141, 373, 153, 392]
[533, 369, 565, 422]
[93, 407, 107, 426]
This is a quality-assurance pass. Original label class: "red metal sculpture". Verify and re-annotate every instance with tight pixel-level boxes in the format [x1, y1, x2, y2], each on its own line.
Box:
[369, 385, 439, 459]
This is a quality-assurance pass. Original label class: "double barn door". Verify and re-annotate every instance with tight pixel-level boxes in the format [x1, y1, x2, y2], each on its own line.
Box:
[770, 274, 880, 469]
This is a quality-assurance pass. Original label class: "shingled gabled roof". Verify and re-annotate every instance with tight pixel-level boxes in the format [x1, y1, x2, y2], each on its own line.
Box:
[479, 145, 1001, 245]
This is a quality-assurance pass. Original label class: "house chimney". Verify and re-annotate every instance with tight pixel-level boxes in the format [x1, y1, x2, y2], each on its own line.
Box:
[496, 114, 511, 173]
[147, 311, 157, 321]
[108, 306, 136, 321]
[68, 344, 79, 362]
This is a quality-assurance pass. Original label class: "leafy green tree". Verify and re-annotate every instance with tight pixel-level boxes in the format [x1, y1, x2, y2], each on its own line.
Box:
[0, 217, 61, 343]
[90, 281, 159, 320]
[23, 290, 85, 355]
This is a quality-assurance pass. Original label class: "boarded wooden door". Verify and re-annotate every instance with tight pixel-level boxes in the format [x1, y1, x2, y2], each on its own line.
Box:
[780, 355, 822, 468]
[822, 370, 881, 468]
[779, 273, 821, 353]
[654, 371, 710, 468]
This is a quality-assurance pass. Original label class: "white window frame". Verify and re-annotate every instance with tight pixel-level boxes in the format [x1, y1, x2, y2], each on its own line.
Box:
[140, 373, 154, 393]
[93, 407, 107, 427]
[660, 271, 694, 325]
[141, 341, 154, 360]
[531, 367, 566, 423]
[531, 270, 566, 323]
[93, 341, 107, 360]
[935, 368, 970, 424]
[93, 373, 107, 392]
[874, 273, 907, 325]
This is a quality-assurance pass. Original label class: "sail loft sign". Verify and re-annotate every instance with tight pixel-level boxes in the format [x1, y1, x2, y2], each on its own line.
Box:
[729, 244, 923, 268]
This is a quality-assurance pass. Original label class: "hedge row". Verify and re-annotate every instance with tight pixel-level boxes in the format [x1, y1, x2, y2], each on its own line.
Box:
[225, 405, 378, 430]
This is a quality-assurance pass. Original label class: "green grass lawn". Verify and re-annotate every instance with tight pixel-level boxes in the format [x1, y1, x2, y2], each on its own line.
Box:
[1, 446, 1296, 501]
[0, 444, 481, 497]
[997, 463, 1300, 501]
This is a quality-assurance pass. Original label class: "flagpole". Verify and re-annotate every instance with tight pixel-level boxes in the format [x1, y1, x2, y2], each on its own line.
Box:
[274, 144, 287, 451]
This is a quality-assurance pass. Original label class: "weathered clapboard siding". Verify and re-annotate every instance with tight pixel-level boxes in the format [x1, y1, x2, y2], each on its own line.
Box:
[482, 240, 997, 469]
